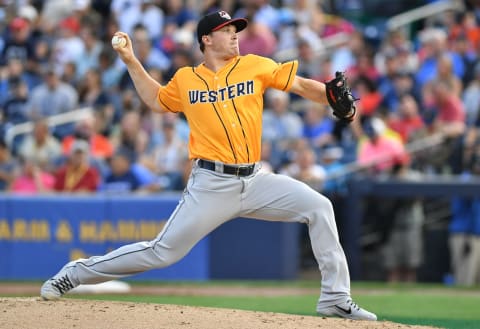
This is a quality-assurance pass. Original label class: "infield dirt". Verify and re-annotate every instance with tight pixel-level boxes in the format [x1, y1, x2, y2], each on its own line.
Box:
[1, 297, 440, 329]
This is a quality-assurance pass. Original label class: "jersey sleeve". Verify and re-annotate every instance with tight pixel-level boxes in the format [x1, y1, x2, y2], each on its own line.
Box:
[265, 58, 298, 92]
[157, 73, 183, 113]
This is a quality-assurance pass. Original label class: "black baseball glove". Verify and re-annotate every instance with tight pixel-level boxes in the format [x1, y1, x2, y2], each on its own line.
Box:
[325, 71, 357, 122]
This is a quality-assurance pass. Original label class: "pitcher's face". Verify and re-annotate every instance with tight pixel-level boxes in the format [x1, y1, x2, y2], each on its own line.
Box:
[208, 24, 240, 58]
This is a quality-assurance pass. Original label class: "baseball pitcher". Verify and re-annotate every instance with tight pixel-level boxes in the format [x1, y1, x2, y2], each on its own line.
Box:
[41, 11, 376, 321]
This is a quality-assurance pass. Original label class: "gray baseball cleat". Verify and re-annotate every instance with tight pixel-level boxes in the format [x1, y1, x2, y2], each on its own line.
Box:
[40, 265, 76, 300]
[317, 299, 377, 321]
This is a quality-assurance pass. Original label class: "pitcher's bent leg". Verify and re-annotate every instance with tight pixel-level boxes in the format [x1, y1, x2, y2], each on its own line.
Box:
[42, 167, 244, 301]
[242, 172, 350, 307]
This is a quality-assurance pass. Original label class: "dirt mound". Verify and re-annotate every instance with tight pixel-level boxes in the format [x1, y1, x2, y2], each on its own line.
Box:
[1, 297, 439, 329]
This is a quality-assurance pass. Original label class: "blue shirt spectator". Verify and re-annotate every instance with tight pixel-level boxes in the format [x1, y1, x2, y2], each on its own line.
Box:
[100, 148, 142, 194]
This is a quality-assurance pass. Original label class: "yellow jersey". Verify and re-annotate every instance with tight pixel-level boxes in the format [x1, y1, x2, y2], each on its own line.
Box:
[157, 54, 298, 164]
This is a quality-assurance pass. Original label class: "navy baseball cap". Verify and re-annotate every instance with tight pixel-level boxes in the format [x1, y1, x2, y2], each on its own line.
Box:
[196, 11, 248, 43]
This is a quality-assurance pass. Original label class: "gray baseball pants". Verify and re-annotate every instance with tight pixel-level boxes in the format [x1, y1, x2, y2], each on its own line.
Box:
[65, 163, 351, 307]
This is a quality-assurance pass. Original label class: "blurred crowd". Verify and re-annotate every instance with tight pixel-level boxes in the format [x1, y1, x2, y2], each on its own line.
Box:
[1, 0, 480, 284]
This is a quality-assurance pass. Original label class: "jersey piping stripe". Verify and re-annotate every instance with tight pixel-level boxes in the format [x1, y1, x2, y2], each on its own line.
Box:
[78, 246, 151, 271]
[225, 57, 250, 163]
[158, 91, 174, 112]
[192, 67, 238, 163]
[282, 61, 297, 91]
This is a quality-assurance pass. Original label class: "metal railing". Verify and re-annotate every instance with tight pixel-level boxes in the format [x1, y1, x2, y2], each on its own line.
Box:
[386, 0, 465, 31]
[4, 107, 93, 148]
[273, 0, 465, 63]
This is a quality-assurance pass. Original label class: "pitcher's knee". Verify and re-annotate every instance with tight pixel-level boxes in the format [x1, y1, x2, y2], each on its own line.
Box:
[308, 195, 335, 224]
[316, 194, 334, 214]
[151, 243, 187, 268]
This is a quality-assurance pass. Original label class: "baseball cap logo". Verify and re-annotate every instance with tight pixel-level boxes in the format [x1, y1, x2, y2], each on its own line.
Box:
[218, 11, 231, 19]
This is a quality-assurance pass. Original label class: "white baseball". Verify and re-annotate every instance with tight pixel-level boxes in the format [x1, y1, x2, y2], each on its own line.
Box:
[111, 35, 127, 48]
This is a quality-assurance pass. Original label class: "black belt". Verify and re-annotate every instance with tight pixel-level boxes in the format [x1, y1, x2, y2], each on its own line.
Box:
[198, 159, 256, 177]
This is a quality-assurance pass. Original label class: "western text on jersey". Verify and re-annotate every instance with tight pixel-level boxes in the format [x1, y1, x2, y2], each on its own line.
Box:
[188, 80, 254, 104]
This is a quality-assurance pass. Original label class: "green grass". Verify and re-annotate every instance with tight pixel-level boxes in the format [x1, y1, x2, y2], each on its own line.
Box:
[3, 281, 480, 329]
[68, 293, 480, 329]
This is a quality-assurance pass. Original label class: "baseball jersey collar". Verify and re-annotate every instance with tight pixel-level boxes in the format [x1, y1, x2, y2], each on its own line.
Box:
[197, 56, 240, 75]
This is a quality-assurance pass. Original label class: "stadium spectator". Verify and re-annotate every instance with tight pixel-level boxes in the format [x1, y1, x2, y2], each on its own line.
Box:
[31, 37, 52, 79]
[329, 30, 363, 77]
[238, 16, 277, 57]
[61, 113, 114, 160]
[1, 76, 30, 128]
[448, 10, 480, 52]
[387, 93, 425, 144]
[110, 110, 149, 160]
[301, 101, 335, 152]
[347, 48, 381, 84]
[427, 79, 466, 139]
[78, 69, 111, 108]
[40, 0, 79, 28]
[352, 75, 383, 118]
[153, 0, 196, 58]
[318, 10, 356, 39]
[54, 139, 100, 193]
[110, 0, 143, 36]
[235, 0, 280, 34]
[53, 16, 85, 71]
[26, 66, 79, 120]
[1, 17, 36, 68]
[162, 0, 198, 31]
[279, 140, 326, 191]
[451, 32, 478, 87]
[10, 156, 55, 194]
[433, 53, 463, 97]
[144, 113, 188, 179]
[374, 29, 418, 76]
[17, 4, 39, 29]
[0, 56, 41, 98]
[296, 39, 322, 79]
[77, 68, 117, 133]
[141, 90, 190, 145]
[391, 72, 418, 112]
[99, 147, 142, 194]
[357, 117, 408, 174]
[377, 49, 418, 113]
[138, 0, 165, 41]
[111, 0, 164, 40]
[75, 25, 104, 79]
[61, 61, 79, 88]
[262, 89, 303, 142]
[17, 119, 62, 173]
[274, 7, 298, 54]
[415, 27, 465, 90]
[262, 89, 303, 168]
